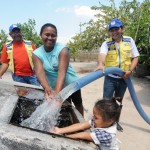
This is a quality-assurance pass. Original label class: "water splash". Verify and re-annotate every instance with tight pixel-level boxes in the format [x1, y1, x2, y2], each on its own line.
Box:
[21, 99, 62, 131]
[56, 82, 79, 102]
[20, 82, 79, 131]
[20, 70, 106, 131]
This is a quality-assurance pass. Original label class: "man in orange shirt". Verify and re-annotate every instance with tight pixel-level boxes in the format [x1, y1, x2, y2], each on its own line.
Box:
[0, 24, 39, 86]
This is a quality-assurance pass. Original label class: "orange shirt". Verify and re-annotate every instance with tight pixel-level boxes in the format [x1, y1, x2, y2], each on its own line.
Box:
[0, 53, 1, 62]
[1, 41, 36, 76]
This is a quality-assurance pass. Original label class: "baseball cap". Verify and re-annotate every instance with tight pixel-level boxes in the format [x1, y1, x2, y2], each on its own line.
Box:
[9, 24, 20, 33]
[108, 18, 123, 30]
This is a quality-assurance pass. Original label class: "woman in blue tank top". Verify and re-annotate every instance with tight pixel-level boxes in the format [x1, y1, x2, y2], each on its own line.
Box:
[33, 23, 84, 116]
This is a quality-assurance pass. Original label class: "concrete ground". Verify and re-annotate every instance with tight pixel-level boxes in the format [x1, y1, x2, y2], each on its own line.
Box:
[1, 62, 150, 150]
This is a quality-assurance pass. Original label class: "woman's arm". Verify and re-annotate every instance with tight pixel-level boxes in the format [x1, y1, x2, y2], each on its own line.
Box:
[32, 54, 53, 98]
[54, 47, 69, 94]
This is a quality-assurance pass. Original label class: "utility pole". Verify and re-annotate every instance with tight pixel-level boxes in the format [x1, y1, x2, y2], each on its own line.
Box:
[79, 22, 82, 51]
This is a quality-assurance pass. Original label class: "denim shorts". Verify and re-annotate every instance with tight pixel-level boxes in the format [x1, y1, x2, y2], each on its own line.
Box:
[103, 75, 127, 99]
[12, 74, 40, 86]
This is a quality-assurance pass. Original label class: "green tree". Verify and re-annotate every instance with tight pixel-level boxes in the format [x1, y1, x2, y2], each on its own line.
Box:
[0, 30, 8, 53]
[68, 0, 150, 62]
[68, 0, 120, 54]
[20, 19, 42, 48]
[67, 35, 81, 61]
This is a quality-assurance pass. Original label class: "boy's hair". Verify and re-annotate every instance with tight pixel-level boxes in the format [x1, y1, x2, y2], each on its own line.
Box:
[95, 97, 122, 123]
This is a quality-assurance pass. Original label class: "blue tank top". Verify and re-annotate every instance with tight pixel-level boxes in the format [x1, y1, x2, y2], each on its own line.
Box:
[33, 43, 78, 89]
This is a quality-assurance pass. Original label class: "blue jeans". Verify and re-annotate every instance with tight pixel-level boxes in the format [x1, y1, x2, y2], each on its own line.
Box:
[103, 76, 127, 99]
[12, 74, 40, 86]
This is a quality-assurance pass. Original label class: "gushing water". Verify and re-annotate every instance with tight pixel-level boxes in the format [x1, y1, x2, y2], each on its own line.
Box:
[21, 82, 79, 131]
[56, 82, 79, 101]
[21, 99, 62, 131]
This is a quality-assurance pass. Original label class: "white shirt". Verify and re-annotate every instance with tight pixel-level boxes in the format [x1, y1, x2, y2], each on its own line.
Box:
[99, 37, 139, 78]
[99, 37, 139, 58]
[89, 120, 119, 150]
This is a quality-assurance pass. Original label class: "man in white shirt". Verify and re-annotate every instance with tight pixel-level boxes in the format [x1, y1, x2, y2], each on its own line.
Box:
[95, 18, 139, 131]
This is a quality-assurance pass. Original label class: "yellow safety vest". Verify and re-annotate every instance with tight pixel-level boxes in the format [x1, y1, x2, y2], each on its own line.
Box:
[105, 36, 132, 71]
[6, 40, 34, 73]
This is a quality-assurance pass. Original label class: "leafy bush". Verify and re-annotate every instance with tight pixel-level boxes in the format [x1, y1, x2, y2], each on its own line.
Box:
[138, 54, 150, 65]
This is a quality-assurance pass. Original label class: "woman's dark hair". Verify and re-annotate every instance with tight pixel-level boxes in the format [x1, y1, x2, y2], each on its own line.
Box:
[40, 23, 57, 35]
[95, 97, 122, 123]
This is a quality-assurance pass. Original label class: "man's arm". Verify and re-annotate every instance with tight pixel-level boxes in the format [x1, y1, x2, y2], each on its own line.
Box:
[0, 63, 9, 78]
[122, 57, 139, 79]
[0, 44, 9, 78]
[95, 53, 106, 72]
[130, 57, 139, 71]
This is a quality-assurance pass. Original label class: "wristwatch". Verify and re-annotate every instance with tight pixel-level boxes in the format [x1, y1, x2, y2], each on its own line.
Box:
[129, 69, 133, 73]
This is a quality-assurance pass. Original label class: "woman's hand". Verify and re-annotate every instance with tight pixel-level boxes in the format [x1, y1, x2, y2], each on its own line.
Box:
[45, 88, 62, 105]
[44, 86, 55, 102]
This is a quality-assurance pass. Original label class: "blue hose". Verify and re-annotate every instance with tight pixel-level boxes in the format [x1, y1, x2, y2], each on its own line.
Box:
[58, 67, 150, 124]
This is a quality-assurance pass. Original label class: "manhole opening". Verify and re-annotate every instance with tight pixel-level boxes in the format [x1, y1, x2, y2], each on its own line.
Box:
[9, 96, 79, 133]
